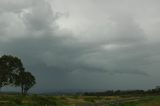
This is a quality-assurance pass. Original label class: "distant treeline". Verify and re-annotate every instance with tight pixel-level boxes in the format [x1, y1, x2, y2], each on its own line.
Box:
[84, 87, 160, 96]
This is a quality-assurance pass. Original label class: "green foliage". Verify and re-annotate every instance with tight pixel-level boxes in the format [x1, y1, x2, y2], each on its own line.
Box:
[71, 95, 79, 99]
[16, 71, 36, 94]
[31, 95, 57, 106]
[12, 95, 24, 105]
[84, 97, 95, 103]
[0, 55, 36, 94]
[0, 55, 24, 88]
[60, 96, 67, 100]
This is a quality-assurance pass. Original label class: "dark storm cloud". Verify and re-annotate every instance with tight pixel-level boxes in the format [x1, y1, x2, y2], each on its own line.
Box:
[0, 0, 160, 91]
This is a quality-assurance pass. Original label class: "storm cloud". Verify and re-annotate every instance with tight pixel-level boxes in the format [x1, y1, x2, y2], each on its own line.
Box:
[0, 0, 160, 92]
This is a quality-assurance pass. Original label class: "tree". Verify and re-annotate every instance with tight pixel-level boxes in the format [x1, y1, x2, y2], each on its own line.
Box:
[23, 72, 36, 94]
[0, 55, 24, 90]
[15, 71, 36, 94]
[0, 55, 36, 94]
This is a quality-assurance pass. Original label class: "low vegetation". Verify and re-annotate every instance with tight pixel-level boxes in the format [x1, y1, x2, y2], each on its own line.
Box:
[0, 94, 159, 106]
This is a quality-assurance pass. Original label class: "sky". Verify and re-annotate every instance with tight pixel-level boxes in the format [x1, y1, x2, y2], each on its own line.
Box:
[0, 0, 160, 93]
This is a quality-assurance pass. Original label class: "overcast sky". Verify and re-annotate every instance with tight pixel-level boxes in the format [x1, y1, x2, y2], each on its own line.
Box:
[0, 0, 160, 92]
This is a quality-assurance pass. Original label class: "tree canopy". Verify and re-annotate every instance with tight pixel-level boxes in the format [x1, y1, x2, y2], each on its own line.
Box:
[15, 71, 36, 94]
[0, 55, 36, 94]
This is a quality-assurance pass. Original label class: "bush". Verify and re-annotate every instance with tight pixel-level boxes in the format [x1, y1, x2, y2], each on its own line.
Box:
[84, 97, 95, 103]
[12, 95, 24, 105]
[31, 95, 57, 106]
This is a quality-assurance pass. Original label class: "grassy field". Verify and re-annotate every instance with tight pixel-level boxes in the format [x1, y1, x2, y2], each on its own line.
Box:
[0, 94, 160, 106]
[117, 96, 160, 106]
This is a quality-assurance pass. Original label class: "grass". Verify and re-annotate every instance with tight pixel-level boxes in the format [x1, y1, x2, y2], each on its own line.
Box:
[0, 94, 160, 106]
[112, 96, 160, 106]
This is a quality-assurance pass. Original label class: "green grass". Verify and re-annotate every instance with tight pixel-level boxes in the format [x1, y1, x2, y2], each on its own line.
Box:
[0, 94, 160, 106]
[110, 96, 160, 106]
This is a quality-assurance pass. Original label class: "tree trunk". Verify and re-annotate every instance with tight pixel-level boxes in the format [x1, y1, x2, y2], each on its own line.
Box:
[0, 83, 2, 93]
[21, 84, 24, 95]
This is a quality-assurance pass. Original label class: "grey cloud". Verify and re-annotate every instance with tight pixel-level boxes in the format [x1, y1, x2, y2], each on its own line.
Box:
[23, 0, 58, 32]
[0, 0, 160, 91]
[0, 0, 34, 13]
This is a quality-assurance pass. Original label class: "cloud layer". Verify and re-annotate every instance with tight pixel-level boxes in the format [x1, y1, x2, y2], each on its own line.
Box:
[0, 0, 160, 92]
